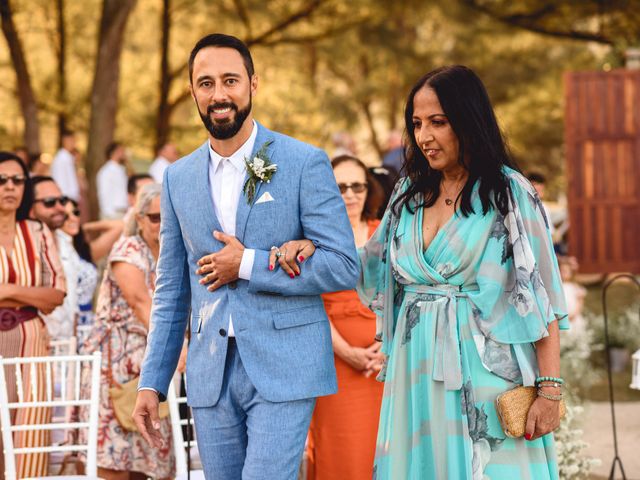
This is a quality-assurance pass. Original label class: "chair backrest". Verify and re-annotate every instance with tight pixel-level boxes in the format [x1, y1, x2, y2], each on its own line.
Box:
[168, 373, 199, 476]
[49, 337, 78, 357]
[0, 352, 101, 480]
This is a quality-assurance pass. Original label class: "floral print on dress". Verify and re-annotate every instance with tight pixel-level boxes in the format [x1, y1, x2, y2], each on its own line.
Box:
[357, 167, 568, 479]
[79, 235, 175, 478]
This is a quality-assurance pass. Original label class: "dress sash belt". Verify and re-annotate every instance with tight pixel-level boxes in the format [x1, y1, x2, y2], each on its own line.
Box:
[403, 283, 478, 391]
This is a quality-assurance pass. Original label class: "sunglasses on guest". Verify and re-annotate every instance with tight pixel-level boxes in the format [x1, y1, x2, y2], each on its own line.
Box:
[0, 174, 26, 186]
[33, 196, 70, 208]
[337, 182, 368, 194]
[145, 213, 161, 224]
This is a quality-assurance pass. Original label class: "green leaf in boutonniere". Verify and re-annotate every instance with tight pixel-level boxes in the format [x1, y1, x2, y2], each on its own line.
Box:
[243, 140, 276, 204]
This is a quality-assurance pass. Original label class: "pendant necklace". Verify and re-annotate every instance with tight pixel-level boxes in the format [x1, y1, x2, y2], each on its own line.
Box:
[441, 178, 464, 206]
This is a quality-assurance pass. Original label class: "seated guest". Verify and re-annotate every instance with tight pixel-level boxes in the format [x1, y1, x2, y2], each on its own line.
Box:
[61, 200, 123, 344]
[306, 155, 385, 480]
[30, 176, 78, 341]
[80, 184, 174, 480]
[0, 152, 65, 478]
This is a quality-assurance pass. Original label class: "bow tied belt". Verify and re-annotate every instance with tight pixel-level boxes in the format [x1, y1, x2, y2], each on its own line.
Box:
[403, 283, 478, 391]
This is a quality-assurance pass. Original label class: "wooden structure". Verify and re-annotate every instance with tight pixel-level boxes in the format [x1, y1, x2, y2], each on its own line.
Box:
[564, 69, 640, 273]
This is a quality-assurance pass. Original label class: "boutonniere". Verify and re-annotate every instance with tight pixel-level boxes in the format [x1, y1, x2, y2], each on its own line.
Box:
[243, 140, 276, 204]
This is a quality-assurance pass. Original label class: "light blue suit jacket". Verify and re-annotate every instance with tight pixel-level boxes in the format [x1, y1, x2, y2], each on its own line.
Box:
[139, 123, 359, 406]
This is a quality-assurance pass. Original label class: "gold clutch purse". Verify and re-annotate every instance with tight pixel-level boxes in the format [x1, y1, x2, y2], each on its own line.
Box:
[495, 386, 566, 438]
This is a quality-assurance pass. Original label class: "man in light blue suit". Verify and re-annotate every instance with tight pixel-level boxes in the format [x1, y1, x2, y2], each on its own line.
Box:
[133, 34, 358, 479]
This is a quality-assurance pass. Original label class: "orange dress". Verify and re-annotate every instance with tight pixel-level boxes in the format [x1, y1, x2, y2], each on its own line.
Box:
[307, 220, 383, 480]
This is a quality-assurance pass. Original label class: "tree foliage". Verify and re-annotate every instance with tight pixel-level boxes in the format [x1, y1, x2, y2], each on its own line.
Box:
[0, 0, 611, 201]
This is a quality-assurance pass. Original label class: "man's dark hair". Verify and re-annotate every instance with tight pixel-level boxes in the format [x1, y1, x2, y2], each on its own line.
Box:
[61, 130, 75, 138]
[527, 172, 547, 184]
[31, 175, 56, 190]
[106, 142, 121, 160]
[128, 173, 153, 195]
[188, 33, 254, 83]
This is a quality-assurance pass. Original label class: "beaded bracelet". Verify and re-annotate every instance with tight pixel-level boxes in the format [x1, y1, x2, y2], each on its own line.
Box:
[537, 390, 563, 401]
[537, 382, 563, 389]
[535, 376, 564, 385]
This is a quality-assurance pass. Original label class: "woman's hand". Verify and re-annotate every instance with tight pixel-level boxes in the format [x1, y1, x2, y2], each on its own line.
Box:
[524, 393, 561, 441]
[363, 341, 385, 378]
[343, 346, 374, 371]
[268, 239, 316, 278]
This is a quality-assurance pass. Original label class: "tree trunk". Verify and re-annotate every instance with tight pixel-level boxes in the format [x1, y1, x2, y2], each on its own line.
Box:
[56, 0, 67, 144]
[0, 0, 41, 154]
[154, 0, 171, 155]
[85, 0, 137, 219]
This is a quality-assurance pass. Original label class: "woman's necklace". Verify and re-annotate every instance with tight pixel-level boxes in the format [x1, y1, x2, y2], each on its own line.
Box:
[441, 178, 465, 206]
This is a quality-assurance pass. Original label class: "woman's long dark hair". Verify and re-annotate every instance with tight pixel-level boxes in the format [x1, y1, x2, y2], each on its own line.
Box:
[69, 200, 94, 264]
[0, 151, 34, 221]
[393, 65, 518, 217]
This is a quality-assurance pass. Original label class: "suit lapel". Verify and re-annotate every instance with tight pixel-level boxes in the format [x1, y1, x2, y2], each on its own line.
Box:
[194, 140, 223, 234]
[235, 123, 276, 242]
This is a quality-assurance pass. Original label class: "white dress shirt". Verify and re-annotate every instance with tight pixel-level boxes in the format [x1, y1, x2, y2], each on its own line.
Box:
[51, 148, 80, 201]
[149, 156, 170, 183]
[44, 230, 80, 340]
[208, 121, 257, 337]
[96, 160, 129, 219]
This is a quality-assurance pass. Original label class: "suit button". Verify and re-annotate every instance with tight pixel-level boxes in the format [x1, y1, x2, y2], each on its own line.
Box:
[219, 328, 227, 337]
[228, 281, 237, 290]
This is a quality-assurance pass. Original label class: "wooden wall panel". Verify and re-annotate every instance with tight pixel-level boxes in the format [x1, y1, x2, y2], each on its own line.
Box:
[564, 69, 640, 273]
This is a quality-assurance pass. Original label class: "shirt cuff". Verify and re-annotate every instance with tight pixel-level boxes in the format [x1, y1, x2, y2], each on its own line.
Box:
[138, 387, 159, 395]
[239, 248, 255, 281]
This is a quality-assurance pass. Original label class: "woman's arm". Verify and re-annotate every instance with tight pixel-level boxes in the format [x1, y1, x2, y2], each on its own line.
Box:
[111, 261, 151, 329]
[526, 320, 562, 441]
[0, 284, 65, 314]
[329, 320, 376, 373]
[88, 222, 124, 262]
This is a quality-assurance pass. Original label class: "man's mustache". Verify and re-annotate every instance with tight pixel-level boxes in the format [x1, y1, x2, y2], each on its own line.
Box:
[207, 103, 238, 114]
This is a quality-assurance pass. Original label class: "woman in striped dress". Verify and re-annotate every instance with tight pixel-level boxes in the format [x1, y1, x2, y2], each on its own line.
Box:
[0, 151, 66, 479]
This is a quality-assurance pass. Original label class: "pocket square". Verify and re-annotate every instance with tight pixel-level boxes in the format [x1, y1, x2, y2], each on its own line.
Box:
[255, 192, 275, 204]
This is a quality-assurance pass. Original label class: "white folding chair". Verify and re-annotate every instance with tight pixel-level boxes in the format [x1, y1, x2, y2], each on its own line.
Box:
[48, 338, 79, 472]
[168, 373, 205, 480]
[0, 352, 102, 480]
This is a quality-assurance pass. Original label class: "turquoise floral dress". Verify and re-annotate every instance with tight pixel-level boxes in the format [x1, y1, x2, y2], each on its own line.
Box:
[357, 167, 569, 479]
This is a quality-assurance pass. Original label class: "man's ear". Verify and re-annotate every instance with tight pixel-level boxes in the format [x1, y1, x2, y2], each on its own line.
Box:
[250, 74, 258, 96]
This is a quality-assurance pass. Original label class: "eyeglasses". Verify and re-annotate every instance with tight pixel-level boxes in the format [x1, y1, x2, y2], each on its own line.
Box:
[0, 174, 26, 186]
[34, 196, 70, 208]
[145, 213, 161, 224]
[338, 182, 368, 194]
[70, 208, 81, 217]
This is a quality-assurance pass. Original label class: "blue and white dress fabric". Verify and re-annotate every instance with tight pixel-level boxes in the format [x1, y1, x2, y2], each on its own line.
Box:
[76, 257, 98, 346]
[357, 167, 569, 479]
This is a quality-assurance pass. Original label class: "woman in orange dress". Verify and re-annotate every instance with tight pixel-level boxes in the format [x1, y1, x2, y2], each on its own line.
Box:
[306, 155, 386, 480]
[0, 151, 66, 479]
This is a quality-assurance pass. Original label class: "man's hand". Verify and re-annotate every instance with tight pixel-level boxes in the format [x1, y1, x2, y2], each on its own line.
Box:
[132, 390, 164, 448]
[196, 231, 245, 291]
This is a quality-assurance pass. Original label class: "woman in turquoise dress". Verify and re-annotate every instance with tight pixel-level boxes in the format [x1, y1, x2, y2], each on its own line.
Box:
[357, 66, 569, 479]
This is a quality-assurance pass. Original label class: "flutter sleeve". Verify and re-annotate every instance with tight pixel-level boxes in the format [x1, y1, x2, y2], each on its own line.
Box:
[471, 169, 569, 348]
[357, 178, 407, 361]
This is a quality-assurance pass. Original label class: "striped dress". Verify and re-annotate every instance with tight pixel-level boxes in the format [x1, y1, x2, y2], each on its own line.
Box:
[0, 219, 66, 478]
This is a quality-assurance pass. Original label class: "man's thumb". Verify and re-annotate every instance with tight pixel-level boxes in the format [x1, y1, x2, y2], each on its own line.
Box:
[213, 230, 232, 244]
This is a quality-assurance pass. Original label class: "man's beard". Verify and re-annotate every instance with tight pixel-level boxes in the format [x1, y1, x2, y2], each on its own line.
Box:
[199, 97, 252, 140]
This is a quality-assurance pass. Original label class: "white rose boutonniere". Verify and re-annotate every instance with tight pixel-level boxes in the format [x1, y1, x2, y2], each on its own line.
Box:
[243, 140, 276, 204]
